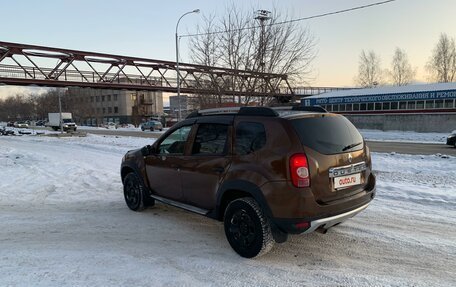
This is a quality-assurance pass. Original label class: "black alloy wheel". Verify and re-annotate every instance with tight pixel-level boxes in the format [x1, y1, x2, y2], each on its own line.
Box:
[123, 173, 146, 211]
[224, 197, 274, 258]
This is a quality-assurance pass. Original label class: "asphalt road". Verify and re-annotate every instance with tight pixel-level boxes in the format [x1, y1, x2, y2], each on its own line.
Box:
[78, 128, 456, 156]
[366, 141, 456, 156]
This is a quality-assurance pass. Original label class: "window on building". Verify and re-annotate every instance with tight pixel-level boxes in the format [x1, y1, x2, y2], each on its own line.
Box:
[416, 101, 424, 109]
[332, 105, 339, 112]
[102, 108, 106, 114]
[113, 94, 118, 101]
[325, 105, 332, 112]
[408, 101, 416, 110]
[102, 96, 105, 102]
[435, 100, 444, 109]
[346, 104, 353, 111]
[399, 102, 407, 110]
[339, 104, 346, 112]
[108, 107, 112, 114]
[425, 100, 434, 109]
[107, 95, 111, 101]
[353, 103, 360, 111]
[375, 103, 382, 110]
[114, 106, 119, 113]
[91, 96, 94, 103]
[444, 99, 454, 108]
[96, 96, 100, 102]
[360, 103, 367, 110]
[96, 108, 100, 114]
[367, 103, 374, 111]
[391, 102, 398, 110]
[382, 102, 391, 110]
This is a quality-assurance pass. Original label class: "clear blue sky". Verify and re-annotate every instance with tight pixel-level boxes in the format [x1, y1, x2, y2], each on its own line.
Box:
[1, 0, 455, 98]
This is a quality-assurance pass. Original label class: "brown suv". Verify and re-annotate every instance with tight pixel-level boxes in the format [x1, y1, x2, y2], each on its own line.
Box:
[121, 106, 376, 258]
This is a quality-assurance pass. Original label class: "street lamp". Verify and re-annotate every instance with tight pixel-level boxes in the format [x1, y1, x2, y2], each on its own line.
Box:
[175, 9, 200, 121]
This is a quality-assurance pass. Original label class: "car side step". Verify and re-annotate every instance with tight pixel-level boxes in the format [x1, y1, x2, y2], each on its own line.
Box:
[149, 194, 209, 216]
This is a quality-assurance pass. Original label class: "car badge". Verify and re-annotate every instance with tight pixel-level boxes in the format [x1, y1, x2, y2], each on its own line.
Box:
[348, 153, 353, 163]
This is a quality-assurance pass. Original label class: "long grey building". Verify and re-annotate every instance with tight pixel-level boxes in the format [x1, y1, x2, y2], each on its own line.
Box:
[301, 82, 456, 132]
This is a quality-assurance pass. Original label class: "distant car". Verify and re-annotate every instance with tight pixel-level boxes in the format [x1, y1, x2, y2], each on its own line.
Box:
[35, 120, 46, 126]
[7, 121, 14, 127]
[103, 122, 118, 129]
[14, 121, 29, 128]
[141, 120, 163, 131]
[446, 131, 456, 147]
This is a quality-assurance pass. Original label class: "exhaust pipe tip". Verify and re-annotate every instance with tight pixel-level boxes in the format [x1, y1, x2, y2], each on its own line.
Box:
[315, 226, 328, 234]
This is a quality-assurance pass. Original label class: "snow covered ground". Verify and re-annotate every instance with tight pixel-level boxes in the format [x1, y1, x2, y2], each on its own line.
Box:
[0, 135, 455, 286]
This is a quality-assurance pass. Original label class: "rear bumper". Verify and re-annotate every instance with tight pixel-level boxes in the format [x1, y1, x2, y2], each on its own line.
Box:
[272, 198, 373, 235]
[300, 203, 369, 234]
[268, 174, 376, 234]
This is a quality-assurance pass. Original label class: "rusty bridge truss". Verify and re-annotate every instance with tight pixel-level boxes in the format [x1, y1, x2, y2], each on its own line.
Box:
[0, 41, 294, 98]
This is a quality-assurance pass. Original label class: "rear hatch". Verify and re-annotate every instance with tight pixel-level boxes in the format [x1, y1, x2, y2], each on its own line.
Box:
[290, 114, 371, 204]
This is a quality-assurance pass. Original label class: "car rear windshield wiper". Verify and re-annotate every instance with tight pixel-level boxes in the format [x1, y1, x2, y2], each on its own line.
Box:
[342, 141, 363, 151]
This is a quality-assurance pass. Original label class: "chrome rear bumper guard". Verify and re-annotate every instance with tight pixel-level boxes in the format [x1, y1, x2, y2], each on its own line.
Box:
[301, 203, 370, 234]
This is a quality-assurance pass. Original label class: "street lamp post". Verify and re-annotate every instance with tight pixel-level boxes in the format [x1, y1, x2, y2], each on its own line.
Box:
[175, 9, 200, 121]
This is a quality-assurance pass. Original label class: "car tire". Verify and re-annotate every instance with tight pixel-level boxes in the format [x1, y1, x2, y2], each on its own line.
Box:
[123, 172, 154, 211]
[224, 197, 274, 258]
[141, 126, 145, 131]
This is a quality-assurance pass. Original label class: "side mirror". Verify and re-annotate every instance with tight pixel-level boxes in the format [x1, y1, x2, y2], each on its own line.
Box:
[141, 145, 152, 156]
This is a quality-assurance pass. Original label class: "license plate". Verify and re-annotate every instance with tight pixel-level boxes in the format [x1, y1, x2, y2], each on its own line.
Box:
[334, 173, 361, 189]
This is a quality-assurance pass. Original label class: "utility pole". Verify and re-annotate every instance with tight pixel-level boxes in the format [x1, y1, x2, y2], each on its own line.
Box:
[58, 89, 63, 133]
[255, 10, 271, 104]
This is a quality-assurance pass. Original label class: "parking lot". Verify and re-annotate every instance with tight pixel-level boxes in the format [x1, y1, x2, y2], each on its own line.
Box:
[1, 134, 455, 286]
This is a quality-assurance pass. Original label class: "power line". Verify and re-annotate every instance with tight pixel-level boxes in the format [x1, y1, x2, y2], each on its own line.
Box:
[180, 0, 397, 38]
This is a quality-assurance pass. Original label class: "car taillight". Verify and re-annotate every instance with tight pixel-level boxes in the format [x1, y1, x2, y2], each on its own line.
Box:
[290, 154, 310, 188]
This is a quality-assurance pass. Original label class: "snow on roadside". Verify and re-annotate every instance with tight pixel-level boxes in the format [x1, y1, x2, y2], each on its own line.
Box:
[0, 134, 153, 204]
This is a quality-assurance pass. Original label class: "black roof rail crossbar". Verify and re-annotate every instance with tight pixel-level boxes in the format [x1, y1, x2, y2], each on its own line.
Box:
[292, 105, 328, 113]
[238, 107, 278, 117]
[271, 105, 328, 113]
[186, 106, 279, 119]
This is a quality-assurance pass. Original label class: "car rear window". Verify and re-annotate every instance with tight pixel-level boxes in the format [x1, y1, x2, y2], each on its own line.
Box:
[290, 115, 364, 154]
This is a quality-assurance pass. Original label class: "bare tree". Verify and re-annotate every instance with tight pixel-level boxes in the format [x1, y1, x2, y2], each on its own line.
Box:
[356, 50, 383, 88]
[0, 94, 37, 121]
[189, 5, 316, 107]
[388, 47, 415, 86]
[427, 33, 456, 83]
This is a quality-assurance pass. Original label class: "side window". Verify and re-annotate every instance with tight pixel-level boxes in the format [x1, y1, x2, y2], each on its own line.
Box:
[235, 122, 266, 156]
[158, 125, 192, 155]
[192, 124, 228, 155]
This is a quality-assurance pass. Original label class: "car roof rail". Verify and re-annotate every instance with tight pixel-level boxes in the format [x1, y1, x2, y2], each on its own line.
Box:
[186, 107, 279, 119]
[272, 105, 328, 113]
